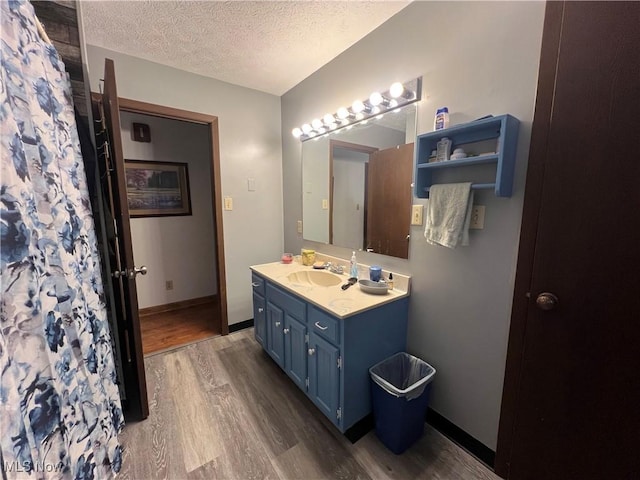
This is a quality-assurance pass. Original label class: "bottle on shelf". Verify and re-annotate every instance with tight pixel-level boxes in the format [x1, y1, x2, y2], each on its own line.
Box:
[434, 107, 450, 131]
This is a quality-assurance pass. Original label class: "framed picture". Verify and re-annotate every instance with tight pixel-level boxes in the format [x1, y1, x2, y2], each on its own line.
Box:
[124, 160, 192, 217]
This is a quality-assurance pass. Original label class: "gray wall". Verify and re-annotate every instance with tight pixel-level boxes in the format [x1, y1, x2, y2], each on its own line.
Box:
[282, 1, 545, 449]
[85, 45, 283, 326]
[120, 112, 216, 309]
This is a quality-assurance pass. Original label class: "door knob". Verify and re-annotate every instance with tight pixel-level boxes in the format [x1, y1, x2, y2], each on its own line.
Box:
[133, 265, 148, 276]
[536, 292, 559, 311]
[308, 348, 315, 356]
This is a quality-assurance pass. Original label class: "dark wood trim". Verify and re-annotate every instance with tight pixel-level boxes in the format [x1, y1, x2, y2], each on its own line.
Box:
[494, 2, 565, 477]
[328, 140, 378, 248]
[229, 319, 254, 333]
[426, 409, 496, 469]
[92, 93, 230, 336]
[139, 295, 217, 317]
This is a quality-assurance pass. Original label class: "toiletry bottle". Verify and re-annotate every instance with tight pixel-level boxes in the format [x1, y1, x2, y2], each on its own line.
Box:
[436, 137, 452, 162]
[350, 251, 358, 278]
[388, 272, 394, 290]
[434, 107, 450, 131]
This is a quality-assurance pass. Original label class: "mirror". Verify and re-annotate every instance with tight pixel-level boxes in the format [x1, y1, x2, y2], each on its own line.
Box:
[302, 104, 417, 258]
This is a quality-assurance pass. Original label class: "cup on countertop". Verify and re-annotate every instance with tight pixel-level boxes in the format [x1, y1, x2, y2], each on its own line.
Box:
[369, 265, 382, 282]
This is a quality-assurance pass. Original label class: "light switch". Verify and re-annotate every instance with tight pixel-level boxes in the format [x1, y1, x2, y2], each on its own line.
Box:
[470, 205, 485, 229]
[247, 178, 256, 191]
[322, 199, 328, 210]
[224, 196, 233, 211]
[411, 204, 423, 226]
[297, 220, 303, 234]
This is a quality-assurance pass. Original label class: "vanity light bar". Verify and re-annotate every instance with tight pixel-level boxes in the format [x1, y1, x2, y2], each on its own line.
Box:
[292, 77, 422, 141]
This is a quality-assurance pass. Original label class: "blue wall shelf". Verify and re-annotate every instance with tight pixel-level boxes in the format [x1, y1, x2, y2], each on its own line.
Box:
[414, 114, 520, 198]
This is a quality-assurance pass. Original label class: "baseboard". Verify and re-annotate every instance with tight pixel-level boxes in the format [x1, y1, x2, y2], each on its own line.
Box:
[229, 319, 254, 333]
[139, 295, 217, 317]
[426, 408, 496, 468]
[344, 414, 375, 444]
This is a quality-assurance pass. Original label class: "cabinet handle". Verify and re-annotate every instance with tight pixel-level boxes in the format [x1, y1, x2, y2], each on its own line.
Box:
[252, 282, 260, 287]
[283, 328, 290, 334]
[308, 348, 315, 356]
[314, 322, 329, 331]
[275, 321, 281, 327]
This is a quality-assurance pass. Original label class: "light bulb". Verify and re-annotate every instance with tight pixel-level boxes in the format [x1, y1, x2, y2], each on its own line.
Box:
[371, 106, 381, 115]
[317, 127, 326, 134]
[302, 123, 312, 134]
[323, 114, 335, 125]
[389, 82, 404, 98]
[389, 99, 398, 108]
[309, 131, 317, 138]
[337, 107, 349, 119]
[341, 118, 350, 125]
[292, 127, 302, 138]
[369, 92, 383, 106]
[352, 100, 365, 113]
[355, 112, 364, 120]
[312, 118, 323, 129]
[329, 123, 337, 130]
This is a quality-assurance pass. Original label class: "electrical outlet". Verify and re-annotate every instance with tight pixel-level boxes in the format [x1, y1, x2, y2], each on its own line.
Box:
[297, 220, 303, 234]
[224, 196, 233, 210]
[165, 280, 173, 290]
[470, 205, 486, 229]
[322, 199, 328, 210]
[411, 204, 424, 226]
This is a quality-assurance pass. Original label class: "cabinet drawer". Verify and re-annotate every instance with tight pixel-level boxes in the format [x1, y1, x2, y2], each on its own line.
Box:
[309, 306, 340, 345]
[266, 284, 306, 321]
[251, 273, 265, 296]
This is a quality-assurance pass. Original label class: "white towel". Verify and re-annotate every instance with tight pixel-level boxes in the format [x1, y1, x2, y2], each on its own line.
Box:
[424, 183, 474, 248]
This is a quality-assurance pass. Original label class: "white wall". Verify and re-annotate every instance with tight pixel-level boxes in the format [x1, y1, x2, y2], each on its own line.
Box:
[86, 45, 283, 325]
[120, 112, 215, 309]
[282, 1, 545, 449]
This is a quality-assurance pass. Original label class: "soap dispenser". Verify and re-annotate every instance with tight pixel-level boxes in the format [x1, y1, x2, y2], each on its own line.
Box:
[350, 251, 358, 278]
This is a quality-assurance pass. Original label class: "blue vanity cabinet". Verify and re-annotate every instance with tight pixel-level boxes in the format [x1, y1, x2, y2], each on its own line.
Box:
[265, 283, 307, 371]
[250, 270, 409, 434]
[266, 302, 285, 368]
[308, 331, 341, 426]
[284, 314, 307, 391]
[251, 273, 266, 347]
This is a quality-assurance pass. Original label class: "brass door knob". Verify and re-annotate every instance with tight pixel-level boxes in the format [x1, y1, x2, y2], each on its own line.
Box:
[536, 292, 559, 311]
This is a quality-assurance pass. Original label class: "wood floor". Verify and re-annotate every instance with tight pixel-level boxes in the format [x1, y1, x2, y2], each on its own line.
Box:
[119, 328, 500, 480]
[139, 302, 220, 355]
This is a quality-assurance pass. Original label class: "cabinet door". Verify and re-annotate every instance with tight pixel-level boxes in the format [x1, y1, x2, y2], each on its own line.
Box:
[267, 302, 285, 368]
[284, 314, 307, 391]
[308, 332, 340, 425]
[252, 292, 266, 347]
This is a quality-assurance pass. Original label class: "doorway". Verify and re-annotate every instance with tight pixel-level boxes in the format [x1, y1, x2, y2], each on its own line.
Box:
[118, 111, 221, 355]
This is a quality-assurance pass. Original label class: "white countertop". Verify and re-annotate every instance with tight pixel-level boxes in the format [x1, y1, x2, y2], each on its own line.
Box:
[250, 257, 410, 319]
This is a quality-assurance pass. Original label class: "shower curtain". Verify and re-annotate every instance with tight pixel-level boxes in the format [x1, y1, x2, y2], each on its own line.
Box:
[1, 1, 123, 478]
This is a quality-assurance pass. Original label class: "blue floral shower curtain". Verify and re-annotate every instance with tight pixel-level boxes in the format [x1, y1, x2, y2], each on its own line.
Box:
[1, 1, 123, 478]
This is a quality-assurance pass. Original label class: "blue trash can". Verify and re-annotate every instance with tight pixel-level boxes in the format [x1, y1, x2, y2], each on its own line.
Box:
[369, 352, 436, 454]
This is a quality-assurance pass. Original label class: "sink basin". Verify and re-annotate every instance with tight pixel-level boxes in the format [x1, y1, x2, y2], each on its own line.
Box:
[287, 270, 342, 287]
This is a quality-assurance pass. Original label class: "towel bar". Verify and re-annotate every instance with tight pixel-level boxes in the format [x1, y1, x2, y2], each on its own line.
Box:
[423, 183, 495, 193]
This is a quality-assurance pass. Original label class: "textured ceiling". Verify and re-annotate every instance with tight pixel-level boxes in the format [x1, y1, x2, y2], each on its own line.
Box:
[81, 1, 410, 96]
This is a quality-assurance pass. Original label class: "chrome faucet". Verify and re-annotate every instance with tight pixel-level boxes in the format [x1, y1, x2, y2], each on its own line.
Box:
[328, 263, 344, 274]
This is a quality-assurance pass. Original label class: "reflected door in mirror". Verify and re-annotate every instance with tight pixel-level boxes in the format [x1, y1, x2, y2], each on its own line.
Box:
[366, 143, 414, 258]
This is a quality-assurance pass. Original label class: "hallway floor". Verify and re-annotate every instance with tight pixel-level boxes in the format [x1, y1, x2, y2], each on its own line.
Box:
[139, 301, 220, 355]
[118, 328, 499, 479]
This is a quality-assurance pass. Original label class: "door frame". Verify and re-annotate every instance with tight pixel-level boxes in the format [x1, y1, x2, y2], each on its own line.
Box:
[92, 93, 229, 335]
[494, 2, 563, 476]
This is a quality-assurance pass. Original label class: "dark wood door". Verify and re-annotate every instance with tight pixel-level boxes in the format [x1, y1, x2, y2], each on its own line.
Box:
[98, 59, 149, 419]
[365, 143, 413, 258]
[497, 2, 640, 478]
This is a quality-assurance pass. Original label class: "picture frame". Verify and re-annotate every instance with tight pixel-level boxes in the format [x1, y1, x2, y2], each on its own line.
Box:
[124, 160, 192, 217]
